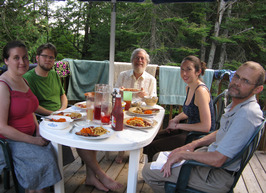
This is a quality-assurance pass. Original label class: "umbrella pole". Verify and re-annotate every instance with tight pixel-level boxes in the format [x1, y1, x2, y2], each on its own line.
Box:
[108, 0, 116, 87]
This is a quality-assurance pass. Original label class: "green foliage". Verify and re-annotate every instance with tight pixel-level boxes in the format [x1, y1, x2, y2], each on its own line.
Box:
[0, 0, 265, 69]
[223, 60, 242, 71]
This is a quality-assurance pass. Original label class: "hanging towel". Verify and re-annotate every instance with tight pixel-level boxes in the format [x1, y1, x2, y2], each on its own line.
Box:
[65, 59, 109, 101]
[159, 66, 214, 105]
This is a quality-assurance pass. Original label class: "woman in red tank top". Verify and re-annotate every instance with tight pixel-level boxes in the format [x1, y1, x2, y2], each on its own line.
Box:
[0, 41, 61, 192]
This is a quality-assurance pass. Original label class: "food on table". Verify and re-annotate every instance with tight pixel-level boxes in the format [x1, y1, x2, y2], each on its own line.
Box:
[126, 117, 151, 127]
[55, 112, 64, 116]
[143, 96, 158, 106]
[47, 118, 66, 122]
[54, 112, 82, 119]
[132, 107, 160, 114]
[76, 103, 86, 109]
[84, 92, 95, 98]
[144, 110, 153, 114]
[75, 126, 109, 137]
[123, 88, 141, 92]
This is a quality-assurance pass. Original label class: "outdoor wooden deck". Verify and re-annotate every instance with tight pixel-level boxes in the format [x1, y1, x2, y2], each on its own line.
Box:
[1, 149, 265, 193]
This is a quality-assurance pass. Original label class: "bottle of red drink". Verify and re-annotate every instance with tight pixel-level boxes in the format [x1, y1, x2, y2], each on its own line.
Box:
[111, 94, 124, 131]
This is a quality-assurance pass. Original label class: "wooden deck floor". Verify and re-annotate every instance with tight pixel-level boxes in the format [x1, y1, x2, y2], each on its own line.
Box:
[1, 150, 265, 193]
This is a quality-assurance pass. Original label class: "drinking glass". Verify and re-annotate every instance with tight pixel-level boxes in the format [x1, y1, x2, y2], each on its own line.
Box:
[94, 84, 112, 123]
[101, 101, 112, 125]
[84, 92, 94, 122]
[123, 91, 132, 111]
[94, 84, 105, 121]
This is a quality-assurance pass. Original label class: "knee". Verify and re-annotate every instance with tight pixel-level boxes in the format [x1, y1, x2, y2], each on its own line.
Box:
[142, 163, 150, 183]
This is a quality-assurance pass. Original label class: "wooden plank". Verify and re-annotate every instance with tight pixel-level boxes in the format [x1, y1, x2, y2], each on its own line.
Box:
[241, 162, 263, 193]
[65, 165, 86, 193]
[255, 151, 266, 172]
[64, 157, 83, 183]
[234, 175, 248, 193]
[140, 183, 154, 193]
[116, 161, 129, 193]
[4, 149, 266, 193]
[249, 153, 266, 191]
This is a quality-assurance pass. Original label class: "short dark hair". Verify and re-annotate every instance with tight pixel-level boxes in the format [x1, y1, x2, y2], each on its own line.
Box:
[2, 40, 27, 60]
[36, 43, 57, 58]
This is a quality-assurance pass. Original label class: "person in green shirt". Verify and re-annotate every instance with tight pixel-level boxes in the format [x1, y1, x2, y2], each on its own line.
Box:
[24, 43, 123, 191]
[23, 46, 67, 115]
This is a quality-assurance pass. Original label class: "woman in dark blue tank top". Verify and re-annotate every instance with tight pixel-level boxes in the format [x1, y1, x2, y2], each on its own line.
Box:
[144, 55, 215, 162]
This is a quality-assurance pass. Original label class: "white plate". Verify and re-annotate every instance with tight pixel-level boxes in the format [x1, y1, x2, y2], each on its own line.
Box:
[121, 88, 141, 93]
[123, 117, 157, 129]
[128, 107, 159, 116]
[74, 125, 114, 140]
[74, 101, 87, 110]
[52, 111, 85, 120]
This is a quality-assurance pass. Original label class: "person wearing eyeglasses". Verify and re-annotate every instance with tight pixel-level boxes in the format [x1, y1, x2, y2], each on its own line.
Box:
[23, 43, 123, 191]
[115, 48, 157, 98]
[114, 48, 157, 164]
[23, 43, 67, 115]
[142, 61, 265, 193]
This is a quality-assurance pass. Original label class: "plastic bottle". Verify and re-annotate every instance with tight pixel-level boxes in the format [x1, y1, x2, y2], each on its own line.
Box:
[111, 94, 124, 131]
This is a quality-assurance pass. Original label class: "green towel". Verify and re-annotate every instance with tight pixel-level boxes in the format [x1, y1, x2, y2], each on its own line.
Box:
[65, 59, 109, 100]
[159, 66, 214, 105]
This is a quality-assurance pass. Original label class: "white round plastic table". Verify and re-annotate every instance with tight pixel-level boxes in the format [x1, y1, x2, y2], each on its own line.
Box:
[39, 105, 165, 193]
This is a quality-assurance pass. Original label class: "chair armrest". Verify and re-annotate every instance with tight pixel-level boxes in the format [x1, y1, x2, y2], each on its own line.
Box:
[176, 160, 213, 192]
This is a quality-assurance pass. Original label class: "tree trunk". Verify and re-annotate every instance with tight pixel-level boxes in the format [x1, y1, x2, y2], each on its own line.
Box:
[207, 0, 226, 69]
[81, 3, 91, 59]
[218, 3, 232, 69]
[150, 7, 156, 52]
[201, 36, 206, 62]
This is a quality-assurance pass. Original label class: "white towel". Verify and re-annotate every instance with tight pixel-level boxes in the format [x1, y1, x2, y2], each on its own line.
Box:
[150, 151, 185, 170]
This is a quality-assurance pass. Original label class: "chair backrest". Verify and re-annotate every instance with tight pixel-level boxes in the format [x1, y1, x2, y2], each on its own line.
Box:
[213, 89, 230, 130]
[223, 118, 265, 192]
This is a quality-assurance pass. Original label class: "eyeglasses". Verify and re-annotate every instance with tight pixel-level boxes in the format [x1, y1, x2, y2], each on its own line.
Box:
[40, 54, 55, 60]
[231, 74, 257, 86]
[134, 56, 145, 61]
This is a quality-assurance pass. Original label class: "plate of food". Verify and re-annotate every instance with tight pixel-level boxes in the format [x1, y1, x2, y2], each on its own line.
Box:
[74, 125, 114, 140]
[121, 88, 141, 93]
[74, 101, 87, 110]
[124, 117, 157, 129]
[42, 115, 73, 130]
[128, 107, 160, 116]
[52, 111, 85, 120]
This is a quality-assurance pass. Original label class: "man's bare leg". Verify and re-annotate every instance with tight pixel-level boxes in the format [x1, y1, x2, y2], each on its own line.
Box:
[77, 148, 123, 191]
[115, 151, 125, 164]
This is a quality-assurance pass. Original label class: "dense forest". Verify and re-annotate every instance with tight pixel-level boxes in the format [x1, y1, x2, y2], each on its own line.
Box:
[0, 0, 265, 70]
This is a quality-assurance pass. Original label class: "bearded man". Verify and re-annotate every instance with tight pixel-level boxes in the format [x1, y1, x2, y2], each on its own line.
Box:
[115, 48, 157, 98]
[23, 43, 123, 191]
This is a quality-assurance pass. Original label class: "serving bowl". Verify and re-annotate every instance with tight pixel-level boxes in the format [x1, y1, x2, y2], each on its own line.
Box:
[143, 96, 158, 106]
[42, 115, 73, 130]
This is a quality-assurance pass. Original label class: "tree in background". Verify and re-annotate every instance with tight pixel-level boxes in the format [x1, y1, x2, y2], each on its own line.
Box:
[0, 0, 265, 69]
